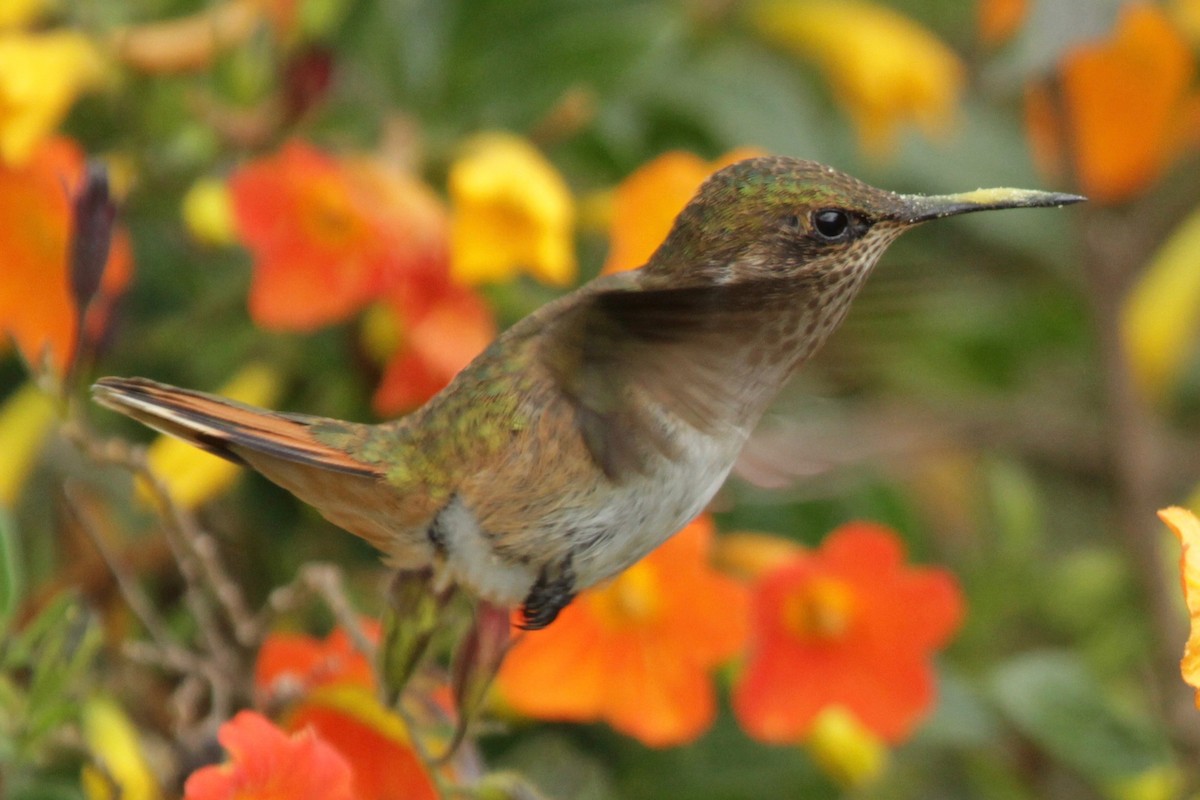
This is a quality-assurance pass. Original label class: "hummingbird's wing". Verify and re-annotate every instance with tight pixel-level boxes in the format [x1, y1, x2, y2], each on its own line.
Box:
[542, 278, 810, 480]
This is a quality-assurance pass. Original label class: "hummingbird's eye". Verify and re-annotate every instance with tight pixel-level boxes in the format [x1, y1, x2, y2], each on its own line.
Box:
[813, 209, 850, 240]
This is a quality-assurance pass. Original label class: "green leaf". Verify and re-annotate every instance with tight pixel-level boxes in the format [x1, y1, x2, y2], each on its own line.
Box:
[0, 510, 22, 638]
[988, 651, 1169, 783]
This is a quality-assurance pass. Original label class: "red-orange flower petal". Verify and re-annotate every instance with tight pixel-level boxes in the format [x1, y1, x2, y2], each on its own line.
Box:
[229, 141, 449, 331]
[497, 515, 748, 747]
[733, 522, 963, 744]
[602, 148, 764, 275]
[0, 137, 132, 376]
[255, 621, 379, 698]
[182, 710, 354, 800]
[1030, 4, 1197, 204]
[371, 281, 495, 415]
[284, 685, 439, 800]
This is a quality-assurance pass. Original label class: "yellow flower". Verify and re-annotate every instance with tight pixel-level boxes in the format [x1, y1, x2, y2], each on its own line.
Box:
[1157, 506, 1200, 708]
[1121, 207, 1200, 402]
[141, 364, 281, 509]
[0, 30, 107, 166]
[1106, 765, 1184, 800]
[449, 132, 576, 287]
[181, 176, 237, 247]
[0, 383, 57, 509]
[751, 0, 965, 157]
[0, 0, 53, 30]
[1170, 0, 1200, 47]
[81, 696, 161, 800]
[805, 705, 888, 789]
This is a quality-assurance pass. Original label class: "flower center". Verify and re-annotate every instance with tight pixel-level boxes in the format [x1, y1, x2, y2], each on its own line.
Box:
[301, 179, 364, 248]
[588, 562, 662, 629]
[783, 577, 857, 641]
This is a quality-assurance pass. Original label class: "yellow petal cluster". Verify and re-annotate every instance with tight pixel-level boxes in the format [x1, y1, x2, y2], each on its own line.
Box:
[449, 132, 576, 287]
[0, 30, 107, 165]
[1121, 207, 1200, 402]
[751, 0, 965, 157]
[81, 696, 161, 800]
[1157, 506, 1200, 708]
[181, 176, 238, 247]
[805, 705, 888, 789]
[141, 364, 282, 509]
[0, 0, 52, 30]
[0, 383, 57, 509]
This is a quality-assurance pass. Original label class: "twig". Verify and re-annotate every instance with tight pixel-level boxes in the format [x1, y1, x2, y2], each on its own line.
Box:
[62, 481, 177, 655]
[1078, 205, 1200, 750]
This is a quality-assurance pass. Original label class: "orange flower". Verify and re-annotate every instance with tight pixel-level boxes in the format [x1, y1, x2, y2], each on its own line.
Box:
[368, 281, 495, 415]
[182, 710, 354, 800]
[977, 0, 1030, 47]
[255, 621, 379, 699]
[497, 515, 748, 747]
[1157, 507, 1200, 707]
[284, 685, 439, 800]
[602, 149, 763, 274]
[1026, 4, 1198, 204]
[733, 522, 963, 743]
[253, 623, 439, 800]
[229, 141, 449, 331]
[0, 136, 132, 376]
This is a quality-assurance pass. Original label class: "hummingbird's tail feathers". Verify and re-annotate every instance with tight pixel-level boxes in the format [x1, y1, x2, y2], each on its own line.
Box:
[91, 377, 381, 478]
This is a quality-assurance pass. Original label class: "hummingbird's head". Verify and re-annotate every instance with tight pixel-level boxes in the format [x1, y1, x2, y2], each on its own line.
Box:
[641, 156, 1083, 287]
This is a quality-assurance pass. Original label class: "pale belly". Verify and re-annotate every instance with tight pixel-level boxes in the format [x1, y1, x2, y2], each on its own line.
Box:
[439, 426, 745, 606]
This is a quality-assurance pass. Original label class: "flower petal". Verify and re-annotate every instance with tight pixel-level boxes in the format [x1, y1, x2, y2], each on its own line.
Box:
[498, 515, 747, 746]
[1057, 4, 1195, 203]
[734, 521, 963, 744]
[0, 31, 106, 166]
[1157, 506, 1200, 707]
[183, 711, 354, 800]
[602, 149, 763, 275]
[449, 132, 576, 287]
[752, 0, 964, 157]
[285, 685, 438, 800]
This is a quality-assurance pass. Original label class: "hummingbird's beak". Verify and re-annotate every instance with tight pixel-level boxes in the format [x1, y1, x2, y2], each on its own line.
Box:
[897, 187, 1086, 224]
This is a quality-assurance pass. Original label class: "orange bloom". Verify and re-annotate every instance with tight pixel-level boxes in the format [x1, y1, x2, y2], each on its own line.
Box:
[1026, 4, 1198, 204]
[284, 686, 439, 800]
[229, 141, 449, 331]
[977, 0, 1030, 46]
[1157, 507, 1200, 707]
[369, 280, 495, 415]
[602, 149, 763, 274]
[252, 622, 438, 800]
[255, 621, 379, 699]
[0, 136, 132, 376]
[183, 710, 354, 800]
[497, 515, 748, 747]
[733, 522, 963, 744]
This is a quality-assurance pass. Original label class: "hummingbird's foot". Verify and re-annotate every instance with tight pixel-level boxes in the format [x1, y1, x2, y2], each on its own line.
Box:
[519, 554, 576, 630]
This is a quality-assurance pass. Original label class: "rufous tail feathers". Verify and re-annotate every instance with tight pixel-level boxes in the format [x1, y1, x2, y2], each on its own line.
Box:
[91, 377, 379, 478]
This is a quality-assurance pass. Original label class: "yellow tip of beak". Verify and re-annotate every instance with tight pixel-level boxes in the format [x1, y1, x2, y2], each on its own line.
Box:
[899, 188, 1086, 223]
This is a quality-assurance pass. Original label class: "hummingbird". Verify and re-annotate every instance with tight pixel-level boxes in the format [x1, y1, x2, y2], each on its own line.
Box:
[93, 157, 1082, 629]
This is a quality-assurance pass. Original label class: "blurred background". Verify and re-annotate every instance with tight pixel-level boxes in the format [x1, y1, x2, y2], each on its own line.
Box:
[3, 0, 1200, 797]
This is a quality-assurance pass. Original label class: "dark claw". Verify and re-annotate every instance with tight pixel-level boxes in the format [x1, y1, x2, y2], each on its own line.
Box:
[520, 554, 576, 630]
